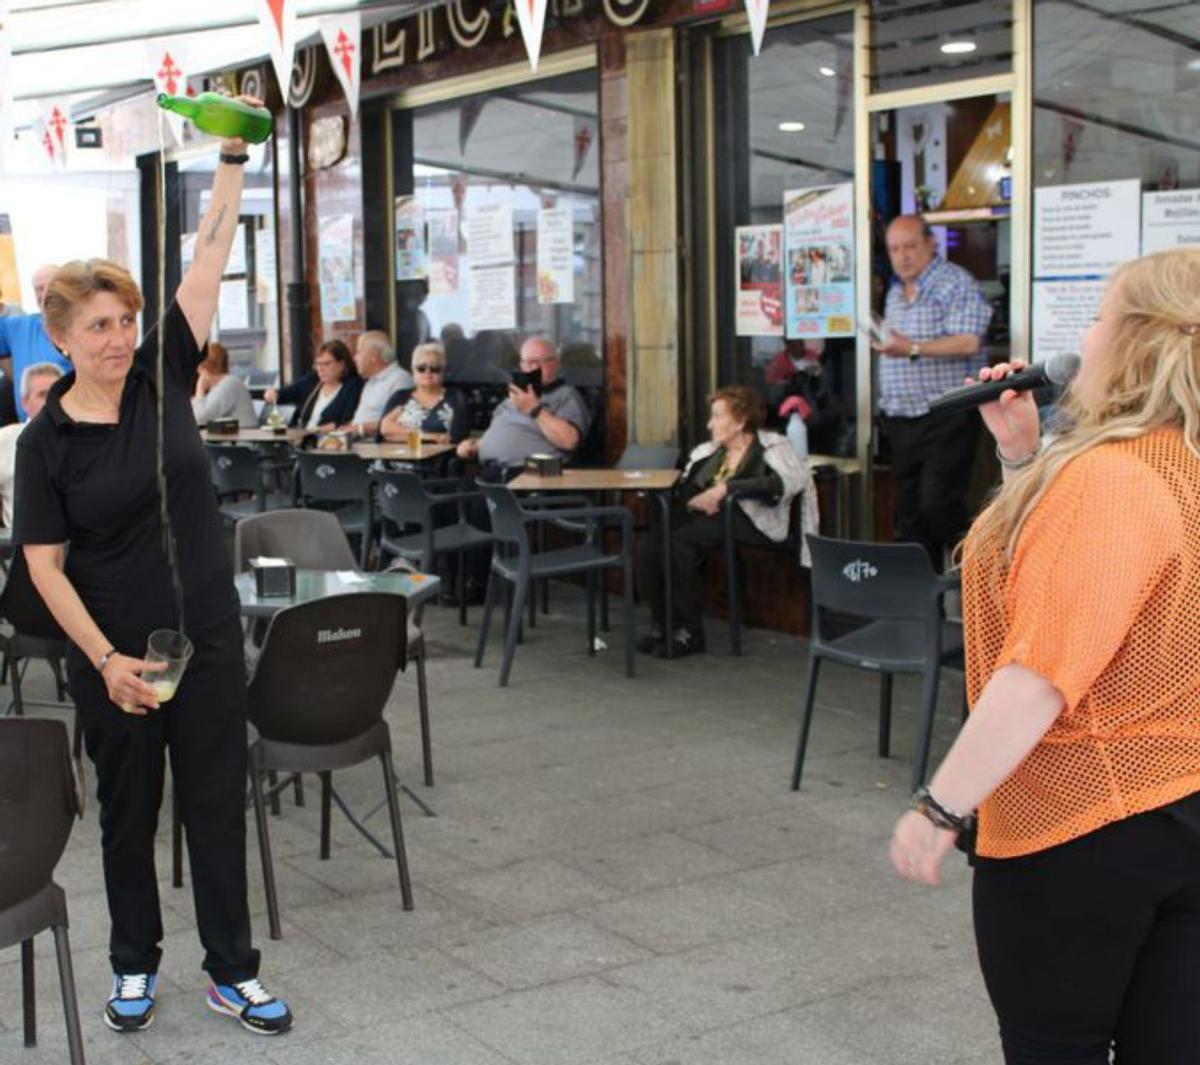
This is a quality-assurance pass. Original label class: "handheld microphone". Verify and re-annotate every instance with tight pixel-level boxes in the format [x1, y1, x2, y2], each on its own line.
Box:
[927, 354, 1080, 415]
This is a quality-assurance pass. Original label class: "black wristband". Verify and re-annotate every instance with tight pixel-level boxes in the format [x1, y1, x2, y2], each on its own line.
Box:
[912, 786, 975, 833]
[529, 403, 545, 419]
[219, 152, 250, 166]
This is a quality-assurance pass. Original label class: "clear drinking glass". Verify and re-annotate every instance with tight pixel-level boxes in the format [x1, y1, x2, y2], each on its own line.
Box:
[145, 629, 194, 704]
[406, 426, 422, 454]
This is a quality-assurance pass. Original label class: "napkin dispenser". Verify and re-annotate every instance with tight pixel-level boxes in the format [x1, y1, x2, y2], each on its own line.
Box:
[250, 557, 296, 598]
[207, 417, 239, 435]
[525, 453, 562, 477]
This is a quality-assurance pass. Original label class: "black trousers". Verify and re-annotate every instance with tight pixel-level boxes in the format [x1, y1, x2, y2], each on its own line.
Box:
[973, 792, 1200, 1064]
[883, 409, 978, 567]
[70, 612, 259, 985]
[635, 503, 772, 630]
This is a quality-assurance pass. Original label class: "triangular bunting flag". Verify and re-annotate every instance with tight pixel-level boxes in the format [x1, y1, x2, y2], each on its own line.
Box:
[41, 99, 71, 169]
[512, 0, 548, 71]
[572, 117, 594, 181]
[256, 0, 298, 100]
[459, 98, 486, 156]
[744, 0, 769, 56]
[147, 42, 189, 145]
[320, 13, 362, 116]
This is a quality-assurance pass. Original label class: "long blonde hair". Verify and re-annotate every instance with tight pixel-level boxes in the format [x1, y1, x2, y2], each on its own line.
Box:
[971, 247, 1200, 559]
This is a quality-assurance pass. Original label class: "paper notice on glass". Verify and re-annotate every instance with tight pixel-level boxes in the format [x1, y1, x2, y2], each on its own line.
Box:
[1034, 180, 1140, 278]
[319, 214, 357, 322]
[218, 280, 249, 330]
[783, 183, 855, 339]
[536, 207, 574, 305]
[466, 202, 513, 266]
[1141, 189, 1200, 255]
[225, 224, 247, 276]
[1032, 279, 1104, 360]
[427, 208, 460, 296]
[735, 224, 783, 336]
[180, 232, 197, 274]
[468, 263, 516, 331]
[256, 237, 276, 304]
[394, 195, 427, 281]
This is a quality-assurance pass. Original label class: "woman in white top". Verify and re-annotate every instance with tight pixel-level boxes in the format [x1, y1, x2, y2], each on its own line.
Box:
[191, 342, 257, 428]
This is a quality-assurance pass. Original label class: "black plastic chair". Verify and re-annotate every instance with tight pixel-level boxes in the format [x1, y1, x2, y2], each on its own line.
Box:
[247, 593, 413, 940]
[295, 452, 375, 568]
[374, 470, 493, 626]
[721, 488, 807, 655]
[474, 483, 634, 687]
[0, 550, 77, 756]
[234, 508, 357, 572]
[790, 535, 964, 794]
[0, 719, 86, 1064]
[206, 443, 291, 524]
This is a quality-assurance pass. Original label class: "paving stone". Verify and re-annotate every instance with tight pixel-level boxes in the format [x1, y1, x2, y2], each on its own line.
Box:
[433, 857, 620, 923]
[559, 832, 742, 893]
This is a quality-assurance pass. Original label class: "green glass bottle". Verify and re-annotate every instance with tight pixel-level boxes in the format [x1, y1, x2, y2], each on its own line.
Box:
[156, 92, 273, 144]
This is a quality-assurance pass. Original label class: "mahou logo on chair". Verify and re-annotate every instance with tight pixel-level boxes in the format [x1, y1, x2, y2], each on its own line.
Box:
[842, 559, 879, 583]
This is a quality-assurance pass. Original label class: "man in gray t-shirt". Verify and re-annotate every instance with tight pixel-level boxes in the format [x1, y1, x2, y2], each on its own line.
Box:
[457, 337, 590, 468]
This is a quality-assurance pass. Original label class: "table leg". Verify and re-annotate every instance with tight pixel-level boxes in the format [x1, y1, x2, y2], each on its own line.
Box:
[658, 491, 674, 659]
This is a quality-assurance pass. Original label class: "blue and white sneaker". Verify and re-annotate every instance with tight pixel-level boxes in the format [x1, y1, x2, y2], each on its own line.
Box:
[104, 972, 156, 1032]
[206, 978, 293, 1035]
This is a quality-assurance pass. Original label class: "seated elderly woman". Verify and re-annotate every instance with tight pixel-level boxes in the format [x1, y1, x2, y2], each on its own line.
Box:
[190, 341, 256, 428]
[635, 385, 809, 657]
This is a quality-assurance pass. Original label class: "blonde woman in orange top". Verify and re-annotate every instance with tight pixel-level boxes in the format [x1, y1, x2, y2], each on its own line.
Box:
[888, 247, 1200, 1065]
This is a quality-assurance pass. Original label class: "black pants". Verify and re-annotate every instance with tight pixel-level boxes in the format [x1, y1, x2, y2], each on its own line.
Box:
[70, 612, 259, 985]
[883, 410, 978, 567]
[635, 503, 772, 630]
[973, 792, 1200, 1064]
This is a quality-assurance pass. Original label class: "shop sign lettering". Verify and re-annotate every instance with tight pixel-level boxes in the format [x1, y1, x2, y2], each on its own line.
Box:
[370, 0, 650, 75]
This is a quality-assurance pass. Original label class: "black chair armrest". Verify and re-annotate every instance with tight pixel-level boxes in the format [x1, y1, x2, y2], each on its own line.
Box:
[520, 504, 631, 527]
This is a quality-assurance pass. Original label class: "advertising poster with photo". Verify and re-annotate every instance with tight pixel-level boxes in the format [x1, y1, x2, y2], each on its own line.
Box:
[319, 213, 357, 322]
[427, 208, 460, 296]
[394, 195, 427, 281]
[536, 206, 574, 305]
[783, 183, 855, 339]
[735, 224, 783, 336]
[1141, 189, 1200, 254]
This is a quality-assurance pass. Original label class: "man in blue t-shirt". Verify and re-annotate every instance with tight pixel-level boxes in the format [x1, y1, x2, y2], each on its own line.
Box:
[0, 265, 72, 420]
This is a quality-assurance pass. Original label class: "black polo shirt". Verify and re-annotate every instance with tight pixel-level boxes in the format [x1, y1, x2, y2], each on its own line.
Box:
[12, 301, 237, 653]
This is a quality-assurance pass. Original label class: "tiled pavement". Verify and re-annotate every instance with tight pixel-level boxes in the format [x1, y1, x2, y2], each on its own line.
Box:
[0, 586, 999, 1064]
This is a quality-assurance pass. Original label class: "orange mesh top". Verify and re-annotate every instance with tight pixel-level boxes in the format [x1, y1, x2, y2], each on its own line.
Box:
[962, 427, 1200, 858]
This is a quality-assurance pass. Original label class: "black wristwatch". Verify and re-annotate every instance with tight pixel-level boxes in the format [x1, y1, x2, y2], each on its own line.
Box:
[529, 403, 545, 419]
[219, 152, 250, 166]
[908, 342, 922, 363]
[912, 786, 975, 833]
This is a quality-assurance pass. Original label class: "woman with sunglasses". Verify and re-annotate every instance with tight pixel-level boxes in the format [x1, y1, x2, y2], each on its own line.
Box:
[378, 341, 469, 444]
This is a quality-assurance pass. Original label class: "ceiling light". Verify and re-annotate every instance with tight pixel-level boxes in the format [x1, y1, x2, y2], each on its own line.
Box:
[940, 40, 977, 55]
[818, 66, 836, 77]
[778, 121, 806, 132]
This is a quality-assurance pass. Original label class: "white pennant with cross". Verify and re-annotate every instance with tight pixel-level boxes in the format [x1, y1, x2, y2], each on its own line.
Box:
[513, 0, 548, 71]
[256, 0, 299, 101]
[744, 0, 769, 56]
[147, 41, 190, 146]
[320, 12, 362, 117]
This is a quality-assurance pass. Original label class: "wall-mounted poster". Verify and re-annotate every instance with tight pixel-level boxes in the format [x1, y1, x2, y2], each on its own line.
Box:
[536, 206, 574, 305]
[735, 224, 783, 336]
[466, 202, 513, 265]
[319, 213, 357, 322]
[1142, 189, 1200, 254]
[1034, 179, 1140, 278]
[468, 264, 516, 331]
[427, 208, 460, 296]
[783, 183, 855, 339]
[394, 195, 427, 281]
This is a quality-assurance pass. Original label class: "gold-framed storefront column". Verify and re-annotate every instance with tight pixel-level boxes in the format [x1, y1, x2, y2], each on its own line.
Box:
[853, 1, 873, 536]
[1010, 0, 1033, 365]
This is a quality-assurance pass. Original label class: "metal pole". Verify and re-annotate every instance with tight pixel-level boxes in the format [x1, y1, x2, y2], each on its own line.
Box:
[285, 106, 311, 381]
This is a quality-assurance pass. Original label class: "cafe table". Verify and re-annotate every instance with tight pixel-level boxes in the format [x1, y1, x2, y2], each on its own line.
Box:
[351, 441, 456, 464]
[507, 468, 682, 656]
[201, 427, 308, 446]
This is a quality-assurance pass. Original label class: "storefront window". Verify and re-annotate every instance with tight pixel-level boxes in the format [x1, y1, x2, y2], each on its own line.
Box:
[1031, 1, 1200, 358]
[177, 143, 280, 385]
[713, 14, 857, 457]
[869, 0, 1013, 94]
[404, 69, 603, 444]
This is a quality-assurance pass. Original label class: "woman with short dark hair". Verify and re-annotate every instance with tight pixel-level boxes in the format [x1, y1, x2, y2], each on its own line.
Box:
[634, 385, 810, 657]
[263, 338, 362, 429]
[14, 103, 292, 1038]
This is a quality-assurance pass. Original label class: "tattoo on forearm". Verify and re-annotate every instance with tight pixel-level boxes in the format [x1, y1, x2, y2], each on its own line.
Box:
[203, 205, 228, 245]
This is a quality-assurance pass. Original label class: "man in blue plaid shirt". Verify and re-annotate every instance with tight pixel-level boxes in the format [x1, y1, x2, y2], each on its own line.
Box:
[875, 215, 992, 567]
